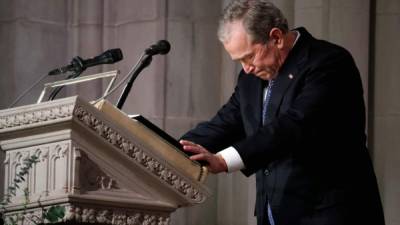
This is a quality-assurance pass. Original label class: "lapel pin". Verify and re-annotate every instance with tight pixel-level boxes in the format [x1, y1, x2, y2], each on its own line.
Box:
[288, 74, 294, 79]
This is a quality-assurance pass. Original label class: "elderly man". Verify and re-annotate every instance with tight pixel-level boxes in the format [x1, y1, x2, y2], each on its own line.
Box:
[180, 0, 385, 225]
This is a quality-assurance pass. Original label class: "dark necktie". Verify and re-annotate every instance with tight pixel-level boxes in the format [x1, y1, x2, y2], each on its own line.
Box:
[262, 79, 275, 125]
[262, 79, 276, 225]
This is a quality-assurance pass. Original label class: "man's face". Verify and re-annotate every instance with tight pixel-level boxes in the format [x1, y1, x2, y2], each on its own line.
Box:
[223, 21, 285, 80]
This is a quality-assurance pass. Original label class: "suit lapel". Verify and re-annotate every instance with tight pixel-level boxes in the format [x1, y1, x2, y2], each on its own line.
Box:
[267, 64, 298, 122]
[266, 28, 311, 123]
[251, 78, 264, 129]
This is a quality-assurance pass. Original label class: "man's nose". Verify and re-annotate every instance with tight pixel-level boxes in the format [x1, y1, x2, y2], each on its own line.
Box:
[242, 63, 254, 74]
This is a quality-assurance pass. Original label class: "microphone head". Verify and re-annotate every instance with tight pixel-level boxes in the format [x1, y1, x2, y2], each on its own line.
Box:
[145, 40, 171, 56]
[48, 48, 124, 75]
[102, 48, 124, 63]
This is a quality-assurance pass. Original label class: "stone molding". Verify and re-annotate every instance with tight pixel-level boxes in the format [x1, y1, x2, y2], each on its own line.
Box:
[0, 103, 74, 129]
[5, 204, 171, 225]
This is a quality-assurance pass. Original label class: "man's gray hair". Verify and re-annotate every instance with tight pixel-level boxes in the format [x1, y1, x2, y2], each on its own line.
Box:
[218, 0, 289, 44]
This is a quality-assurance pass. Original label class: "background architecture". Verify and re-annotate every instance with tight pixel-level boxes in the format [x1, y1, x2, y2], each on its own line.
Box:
[0, 0, 399, 224]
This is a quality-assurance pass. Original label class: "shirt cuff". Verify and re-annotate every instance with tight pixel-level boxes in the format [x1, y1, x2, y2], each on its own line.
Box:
[217, 146, 245, 172]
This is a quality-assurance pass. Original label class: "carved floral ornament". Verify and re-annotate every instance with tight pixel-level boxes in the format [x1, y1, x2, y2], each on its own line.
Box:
[5, 205, 171, 225]
[0, 104, 74, 129]
[73, 106, 206, 203]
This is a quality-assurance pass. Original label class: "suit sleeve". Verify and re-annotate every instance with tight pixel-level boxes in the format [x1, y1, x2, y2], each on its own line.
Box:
[181, 74, 246, 153]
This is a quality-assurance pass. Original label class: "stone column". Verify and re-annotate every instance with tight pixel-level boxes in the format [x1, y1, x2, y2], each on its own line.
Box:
[270, 0, 295, 28]
[100, 0, 168, 128]
[165, 0, 223, 138]
[294, 0, 370, 99]
[0, 0, 70, 108]
[166, 1, 223, 224]
[372, 0, 400, 224]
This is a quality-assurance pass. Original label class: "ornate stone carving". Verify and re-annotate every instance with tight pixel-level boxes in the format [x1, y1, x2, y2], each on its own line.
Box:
[48, 142, 70, 192]
[127, 213, 142, 225]
[78, 152, 120, 191]
[96, 209, 112, 224]
[0, 104, 74, 129]
[2, 141, 73, 201]
[20, 210, 42, 225]
[61, 205, 170, 225]
[73, 106, 206, 203]
[82, 208, 97, 223]
[34, 147, 50, 162]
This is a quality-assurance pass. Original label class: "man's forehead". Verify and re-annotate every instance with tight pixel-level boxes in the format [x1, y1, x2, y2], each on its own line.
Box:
[222, 22, 253, 60]
[225, 21, 249, 41]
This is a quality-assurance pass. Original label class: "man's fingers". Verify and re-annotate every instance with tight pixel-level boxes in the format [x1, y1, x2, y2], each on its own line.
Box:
[180, 140, 208, 153]
[183, 145, 202, 153]
[190, 153, 227, 174]
[190, 153, 207, 161]
[182, 145, 208, 155]
[180, 140, 227, 173]
[179, 140, 197, 146]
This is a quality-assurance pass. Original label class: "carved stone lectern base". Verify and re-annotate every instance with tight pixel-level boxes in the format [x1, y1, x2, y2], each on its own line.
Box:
[0, 96, 210, 225]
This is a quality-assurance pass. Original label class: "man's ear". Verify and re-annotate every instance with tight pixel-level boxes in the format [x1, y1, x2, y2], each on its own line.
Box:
[269, 28, 284, 48]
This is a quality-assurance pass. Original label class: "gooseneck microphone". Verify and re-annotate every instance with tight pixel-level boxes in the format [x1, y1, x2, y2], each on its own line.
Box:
[116, 40, 171, 109]
[47, 48, 123, 101]
[48, 48, 123, 75]
[144, 40, 171, 56]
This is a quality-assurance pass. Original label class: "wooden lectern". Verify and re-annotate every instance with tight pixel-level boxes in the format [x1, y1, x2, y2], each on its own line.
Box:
[0, 96, 210, 225]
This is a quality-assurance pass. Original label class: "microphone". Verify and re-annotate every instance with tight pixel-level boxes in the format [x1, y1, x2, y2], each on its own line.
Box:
[144, 40, 171, 56]
[116, 40, 171, 109]
[48, 48, 123, 75]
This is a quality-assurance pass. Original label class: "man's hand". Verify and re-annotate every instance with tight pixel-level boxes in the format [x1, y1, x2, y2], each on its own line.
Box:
[180, 140, 228, 174]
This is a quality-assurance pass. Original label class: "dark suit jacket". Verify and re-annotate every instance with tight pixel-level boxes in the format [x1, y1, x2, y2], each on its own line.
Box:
[182, 28, 385, 225]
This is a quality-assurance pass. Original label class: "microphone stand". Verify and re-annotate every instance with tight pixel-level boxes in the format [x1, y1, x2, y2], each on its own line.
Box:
[116, 54, 153, 109]
[8, 73, 48, 108]
[48, 70, 83, 101]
